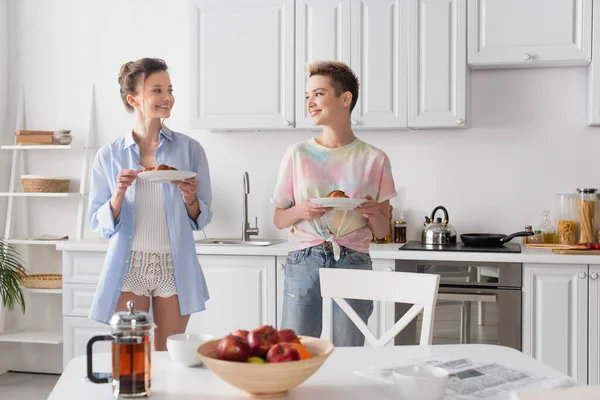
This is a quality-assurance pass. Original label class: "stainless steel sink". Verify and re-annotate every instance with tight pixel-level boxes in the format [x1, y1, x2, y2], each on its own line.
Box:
[195, 238, 285, 246]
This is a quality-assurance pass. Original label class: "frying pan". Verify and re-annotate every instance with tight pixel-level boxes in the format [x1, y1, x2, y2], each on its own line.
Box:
[460, 231, 534, 247]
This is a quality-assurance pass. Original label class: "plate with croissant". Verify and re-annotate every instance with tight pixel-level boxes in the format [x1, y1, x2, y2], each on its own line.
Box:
[310, 190, 366, 210]
[137, 165, 196, 183]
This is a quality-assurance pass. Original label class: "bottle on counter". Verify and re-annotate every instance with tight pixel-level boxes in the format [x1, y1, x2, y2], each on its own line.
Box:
[556, 193, 578, 245]
[537, 210, 556, 244]
[522, 225, 533, 245]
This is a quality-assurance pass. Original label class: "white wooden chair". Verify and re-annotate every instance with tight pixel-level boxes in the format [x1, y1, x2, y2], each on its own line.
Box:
[319, 268, 440, 347]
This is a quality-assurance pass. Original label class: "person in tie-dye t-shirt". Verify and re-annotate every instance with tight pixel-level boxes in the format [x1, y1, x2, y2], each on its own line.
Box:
[272, 61, 397, 347]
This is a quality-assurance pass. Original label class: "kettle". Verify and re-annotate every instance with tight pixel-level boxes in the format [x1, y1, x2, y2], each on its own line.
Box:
[421, 206, 457, 245]
[86, 301, 154, 398]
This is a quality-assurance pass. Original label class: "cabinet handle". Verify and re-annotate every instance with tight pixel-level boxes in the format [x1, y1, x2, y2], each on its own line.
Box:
[523, 53, 532, 60]
[579, 272, 587, 279]
[456, 118, 464, 125]
[351, 120, 359, 126]
[386, 267, 393, 272]
[283, 120, 291, 127]
[277, 263, 285, 270]
[591, 272, 598, 280]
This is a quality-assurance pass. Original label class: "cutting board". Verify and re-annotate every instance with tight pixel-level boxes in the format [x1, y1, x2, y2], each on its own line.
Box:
[525, 244, 587, 250]
[552, 249, 600, 255]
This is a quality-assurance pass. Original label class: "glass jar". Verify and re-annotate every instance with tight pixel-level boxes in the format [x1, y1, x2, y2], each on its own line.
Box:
[577, 188, 598, 243]
[522, 225, 533, 245]
[393, 220, 407, 243]
[528, 230, 544, 244]
[556, 193, 578, 245]
[537, 210, 556, 244]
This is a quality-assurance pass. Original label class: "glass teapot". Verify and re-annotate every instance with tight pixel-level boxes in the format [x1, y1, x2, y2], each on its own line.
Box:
[86, 301, 154, 398]
[421, 205, 457, 245]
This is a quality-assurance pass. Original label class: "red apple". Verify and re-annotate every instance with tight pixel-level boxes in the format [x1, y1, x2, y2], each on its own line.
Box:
[216, 335, 251, 362]
[247, 325, 280, 358]
[231, 329, 249, 341]
[278, 328, 300, 344]
[266, 343, 300, 363]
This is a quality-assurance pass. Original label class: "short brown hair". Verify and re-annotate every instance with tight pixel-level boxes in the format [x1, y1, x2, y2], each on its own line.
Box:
[118, 58, 169, 112]
[307, 61, 359, 113]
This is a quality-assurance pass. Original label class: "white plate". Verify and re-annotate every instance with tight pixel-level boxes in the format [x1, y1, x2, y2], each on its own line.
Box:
[310, 197, 366, 210]
[137, 170, 196, 184]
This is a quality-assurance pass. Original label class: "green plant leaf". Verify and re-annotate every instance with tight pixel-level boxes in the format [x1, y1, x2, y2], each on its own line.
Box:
[0, 239, 27, 313]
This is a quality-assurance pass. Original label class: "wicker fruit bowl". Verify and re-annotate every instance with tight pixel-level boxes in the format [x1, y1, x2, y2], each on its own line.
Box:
[197, 336, 334, 398]
[21, 175, 70, 193]
[21, 274, 62, 289]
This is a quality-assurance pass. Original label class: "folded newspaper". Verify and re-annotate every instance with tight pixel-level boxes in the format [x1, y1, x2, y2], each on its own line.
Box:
[354, 357, 577, 400]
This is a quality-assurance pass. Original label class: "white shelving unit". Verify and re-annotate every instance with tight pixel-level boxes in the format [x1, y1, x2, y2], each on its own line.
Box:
[1, 86, 94, 244]
[0, 85, 95, 367]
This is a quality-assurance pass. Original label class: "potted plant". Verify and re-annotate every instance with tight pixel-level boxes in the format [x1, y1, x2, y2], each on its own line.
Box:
[0, 239, 27, 313]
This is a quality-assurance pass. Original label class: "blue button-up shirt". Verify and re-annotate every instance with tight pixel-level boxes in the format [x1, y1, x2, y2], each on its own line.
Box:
[88, 126, 212, 324]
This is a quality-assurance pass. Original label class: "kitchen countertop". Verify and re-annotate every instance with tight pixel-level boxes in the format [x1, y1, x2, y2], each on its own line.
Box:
[56, 239, 600, 264]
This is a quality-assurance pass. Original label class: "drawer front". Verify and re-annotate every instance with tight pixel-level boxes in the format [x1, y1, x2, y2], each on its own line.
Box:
[63, 251, 105, 283]
[63, 284, 96, 317]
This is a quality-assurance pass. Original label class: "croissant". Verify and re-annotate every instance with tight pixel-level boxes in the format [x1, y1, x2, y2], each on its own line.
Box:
[141, 164, 178, 172]
[327, 190, 348, 199]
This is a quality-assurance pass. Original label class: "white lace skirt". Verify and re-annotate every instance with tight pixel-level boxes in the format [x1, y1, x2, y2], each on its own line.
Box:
[121, 250, 178, 297]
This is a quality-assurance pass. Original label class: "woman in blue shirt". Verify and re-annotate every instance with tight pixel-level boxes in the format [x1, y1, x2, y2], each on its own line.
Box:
[88, 58, 212, 350]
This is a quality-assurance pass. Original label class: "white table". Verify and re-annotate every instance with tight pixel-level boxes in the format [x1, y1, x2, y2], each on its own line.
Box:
[49, 344, 571, 399]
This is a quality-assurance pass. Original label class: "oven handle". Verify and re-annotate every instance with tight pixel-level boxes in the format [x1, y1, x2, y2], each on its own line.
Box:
[437, 291, 497, 303]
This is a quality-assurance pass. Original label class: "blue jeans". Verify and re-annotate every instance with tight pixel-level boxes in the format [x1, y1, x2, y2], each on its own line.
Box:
[281, 243, 374, 347]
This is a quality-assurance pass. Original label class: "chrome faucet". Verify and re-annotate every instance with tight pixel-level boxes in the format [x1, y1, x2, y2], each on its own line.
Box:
[242, 172, 259, 241]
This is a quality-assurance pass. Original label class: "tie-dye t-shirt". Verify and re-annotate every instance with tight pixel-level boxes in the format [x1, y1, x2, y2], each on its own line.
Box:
[272, 138, 396, 254]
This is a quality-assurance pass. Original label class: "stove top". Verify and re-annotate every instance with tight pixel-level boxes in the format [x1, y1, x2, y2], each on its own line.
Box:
[399, 241, 521, 253]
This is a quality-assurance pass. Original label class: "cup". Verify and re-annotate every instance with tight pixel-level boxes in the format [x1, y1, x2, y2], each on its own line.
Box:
[166, 333, 213, 367]
[391, 365, 449, 400]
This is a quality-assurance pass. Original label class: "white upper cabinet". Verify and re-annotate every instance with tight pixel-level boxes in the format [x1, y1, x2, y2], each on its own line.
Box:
[350, 0, 407, 129]
[468, 0, 592, 69]
[588, 6, 600, 126]
[190, 0, 295, 130]
[295, 0, 351, 129]
[408, 0, 466, 129]
[190, 0, 465, 130]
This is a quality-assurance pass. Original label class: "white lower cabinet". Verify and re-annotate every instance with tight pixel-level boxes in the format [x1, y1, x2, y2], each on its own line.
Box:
[187, 255, 277, 339]
[63, 316, 110, 369]
[522, 263, 589, 383]
[588, 264, 600, 385]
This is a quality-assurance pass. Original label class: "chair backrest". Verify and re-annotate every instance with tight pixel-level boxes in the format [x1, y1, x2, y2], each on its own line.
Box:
[319, 268, 440, 347]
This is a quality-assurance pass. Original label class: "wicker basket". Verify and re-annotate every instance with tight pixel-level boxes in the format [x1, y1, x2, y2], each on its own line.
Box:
[21, 175, 70, 193]
[21, 274, 62, 289]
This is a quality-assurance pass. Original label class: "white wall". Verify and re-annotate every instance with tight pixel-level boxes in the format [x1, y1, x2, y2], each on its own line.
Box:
[3, 0, 598, 245]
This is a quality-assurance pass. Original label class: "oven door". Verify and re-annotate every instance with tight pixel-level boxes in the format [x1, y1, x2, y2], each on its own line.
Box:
[394, 260, 522, 351]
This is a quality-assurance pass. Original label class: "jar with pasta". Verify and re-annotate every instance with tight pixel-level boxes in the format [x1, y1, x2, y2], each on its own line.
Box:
[556, 193, 578, 245]
[577, 188, 598, 244]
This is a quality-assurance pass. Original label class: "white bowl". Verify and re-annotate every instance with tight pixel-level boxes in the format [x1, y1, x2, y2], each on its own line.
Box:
[166, 333, 213, 367]
[391, 365, 449, 400]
